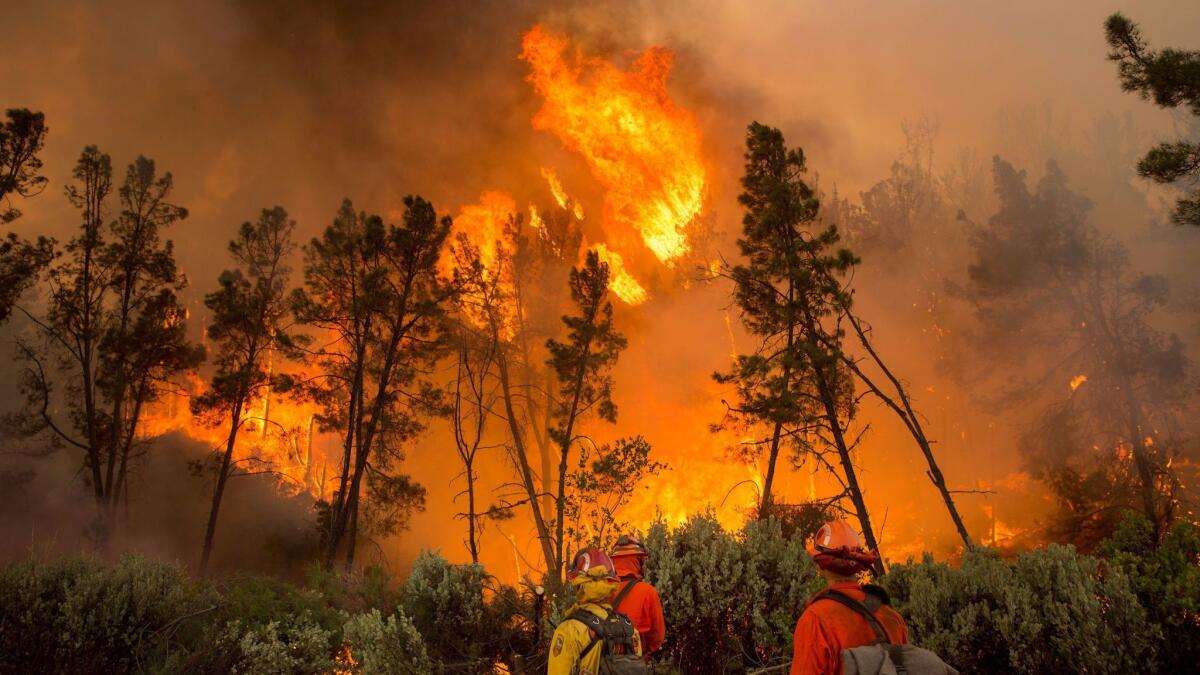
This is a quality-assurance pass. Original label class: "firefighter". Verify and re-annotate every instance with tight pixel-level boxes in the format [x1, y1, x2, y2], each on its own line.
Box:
[790, 520, 908, 675]
[609, 534, 666, 655]
[548, 548, 643, 675]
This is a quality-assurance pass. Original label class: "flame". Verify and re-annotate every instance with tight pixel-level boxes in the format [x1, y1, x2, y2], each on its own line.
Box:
[141, 367, 332, 499]
[1069, 374, 1088, 391]
[445, 191, 517, 278]
[332, 644, 358, 674]
[541, 166, 584, 220]
[592, 243, 649, 305]
[520, 24, 705, 266]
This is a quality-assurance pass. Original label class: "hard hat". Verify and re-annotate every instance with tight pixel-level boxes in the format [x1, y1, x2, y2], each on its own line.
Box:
[810, 519, 879, 575]
[567, 548, 619, 586]
[610, 534, 649, 558]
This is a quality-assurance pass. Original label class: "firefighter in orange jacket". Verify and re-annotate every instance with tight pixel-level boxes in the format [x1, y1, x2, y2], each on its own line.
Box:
[790, 520, 908, 675]
[609, 534, 666, 655]
[548, 548, 642, 675]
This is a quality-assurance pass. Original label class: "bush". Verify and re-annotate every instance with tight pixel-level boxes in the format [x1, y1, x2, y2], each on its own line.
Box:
[341, 608, 432, 674]
[644, 514, 821, 674]
[226, 617, 335, 675]
[401, 550, 516, 673]
[1096, 512, 1200, 672]
[0, 555, 204, 673]
[882, 545, 1156, 674]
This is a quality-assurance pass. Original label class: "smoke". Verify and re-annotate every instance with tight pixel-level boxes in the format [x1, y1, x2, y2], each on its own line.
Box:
[2, 0, 1198, 575]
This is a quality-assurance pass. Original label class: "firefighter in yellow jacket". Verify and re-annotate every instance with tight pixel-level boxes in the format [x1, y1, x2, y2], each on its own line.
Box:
[548, 548, 643, 675]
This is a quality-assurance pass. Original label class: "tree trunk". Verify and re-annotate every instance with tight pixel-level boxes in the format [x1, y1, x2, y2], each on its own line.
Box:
[759, 281, 796, 518]
[464, 449, 479, 563]
[838, 313, 975, 550]
[200, 397, 245, 574]
[496, 348, 558, 577]
[552, 310, 600, 581]
[344, 492, 359, 571]
[324, 357, 363, 569]
[803, 311, 884, 576]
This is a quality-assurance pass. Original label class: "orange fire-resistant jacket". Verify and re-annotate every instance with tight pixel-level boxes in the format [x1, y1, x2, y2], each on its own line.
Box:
[789, 581, 908, 675]
[610, 556, 666, 654]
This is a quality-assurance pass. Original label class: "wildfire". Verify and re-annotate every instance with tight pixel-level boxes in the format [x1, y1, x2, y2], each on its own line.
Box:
[445, 191, 518, 279]
[141, 368, 332, 499]
[592, 243, 649, 305]
[1069, 374, 1088, 391]
[541, 166, 584, 220]
[520, 24, 706, 266]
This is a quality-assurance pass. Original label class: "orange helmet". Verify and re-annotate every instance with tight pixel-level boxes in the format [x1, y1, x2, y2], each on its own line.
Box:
[610, 535, 648, 558]
[567, 548, 619, 586]
[810, 519, 878, 575]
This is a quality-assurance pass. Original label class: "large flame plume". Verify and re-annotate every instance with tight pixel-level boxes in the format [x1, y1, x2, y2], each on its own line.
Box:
[520, 24, 706, 268]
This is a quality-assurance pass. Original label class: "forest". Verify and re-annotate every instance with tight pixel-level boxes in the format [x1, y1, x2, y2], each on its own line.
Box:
[0, 2, 1198, 674]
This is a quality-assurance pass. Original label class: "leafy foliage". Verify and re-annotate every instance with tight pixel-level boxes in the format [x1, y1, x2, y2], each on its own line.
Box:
[643, 514, 823, 674]
[341, 609, 432, 674]
[0, 108, 49, 223]
[1095, 512, 1200, 672]
[882, 546, 1156, 674]
[4, 523, 1199, 674]
[1105, 13, 1200, 225]
[566, 435, 667, 552]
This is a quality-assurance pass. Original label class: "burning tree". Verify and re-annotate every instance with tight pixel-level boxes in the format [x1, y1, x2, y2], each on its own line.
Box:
[292, 197, 448, 571]
[715, 122, 883, 571]
[192, 206, 296, 573]
[442, 199, 586, 579]
[13, 147, 203, 548]
[445, 231, 508, 565]
[953, 157, 1192, 546]
[546, 249, 628, 578]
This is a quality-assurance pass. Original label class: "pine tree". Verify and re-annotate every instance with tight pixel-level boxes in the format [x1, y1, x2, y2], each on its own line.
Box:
[716, 122, 883, 570]
[1105, 13, 1200, 226]
[0, 109, 54, 322]
[293, 197, 447, 570]
[546, 250, 627, 579]
[193, 207, 295, 573]
[15, 148, 202, 547]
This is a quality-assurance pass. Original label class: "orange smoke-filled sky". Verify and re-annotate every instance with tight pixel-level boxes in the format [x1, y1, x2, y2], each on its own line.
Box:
[2, 0, 1198, 576]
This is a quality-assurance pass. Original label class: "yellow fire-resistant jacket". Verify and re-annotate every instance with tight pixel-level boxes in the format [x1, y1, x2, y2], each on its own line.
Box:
[547, 602, 643, 675]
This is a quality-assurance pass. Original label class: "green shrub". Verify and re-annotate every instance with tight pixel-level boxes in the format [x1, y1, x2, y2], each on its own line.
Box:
[400, 550, 493, 672]
[226, 616, 335, 675]
[0, 555, 204, 673]
[882, 545, 1156, 674]
[1096, 512, 1200, 672]
[307, 563, 400, 616]
[341, 608, 432, 674]
[644, 514, 821, 674]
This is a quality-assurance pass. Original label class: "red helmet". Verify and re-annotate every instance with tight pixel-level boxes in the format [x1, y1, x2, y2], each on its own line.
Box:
[810, 519, 878, 575]
[567, 548, 619, 586]
[610, 535, 648, 558]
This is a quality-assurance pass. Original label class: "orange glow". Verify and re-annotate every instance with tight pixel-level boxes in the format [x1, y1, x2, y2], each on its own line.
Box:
[1069, 374, 1087, 391]
[591, 243, 649, 306]
[541, 166, 584, 220]
[445, 190, 517, 279]
[141, 368, 332, 499]
[520, 24, 705, 266]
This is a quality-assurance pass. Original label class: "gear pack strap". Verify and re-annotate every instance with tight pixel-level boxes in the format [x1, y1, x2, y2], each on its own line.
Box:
[572, 609, 606, 661]
[816, 589, 891, 645]
[612, 579, 640, 612]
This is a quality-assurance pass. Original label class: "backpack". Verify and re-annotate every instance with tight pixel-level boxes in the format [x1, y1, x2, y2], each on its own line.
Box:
[815, 586, 959, 675]
[567, 605, 647, 675]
